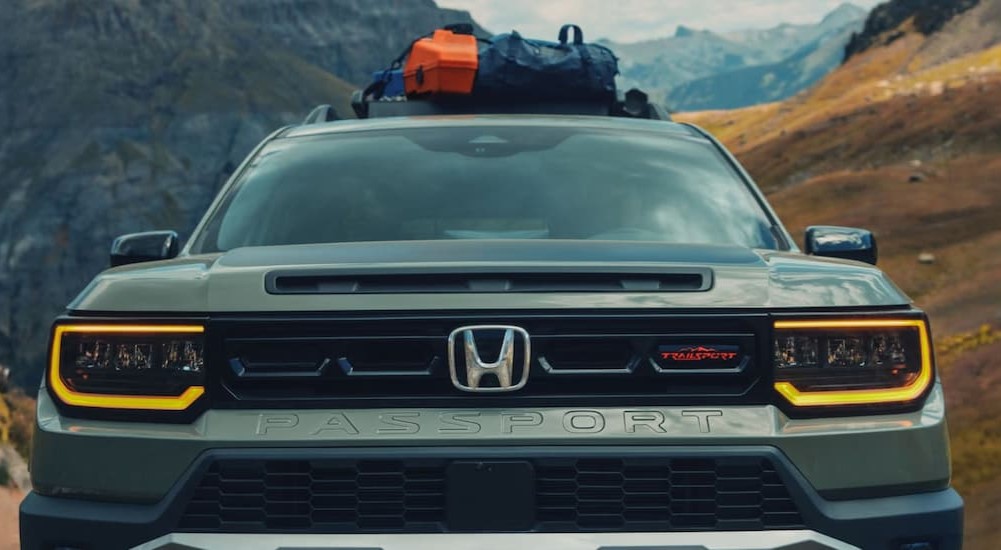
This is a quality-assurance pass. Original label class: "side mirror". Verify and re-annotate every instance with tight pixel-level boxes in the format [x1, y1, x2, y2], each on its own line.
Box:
[110, 231, 180, 267]
[805, 226, 877, 265]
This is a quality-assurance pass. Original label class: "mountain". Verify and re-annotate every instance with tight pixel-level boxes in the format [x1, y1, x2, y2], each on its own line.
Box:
[601, 29, 760, 98]
[225, 0, 487, 86]
[846, 0, 1001, 69]
[845, 0, 980, 58]
[678, 1, 1001, 547]
[724, 2, 866, 50]
[603, 3, 868, 111]
[668, 13, 862, 110]
[0, 0, 482, 389]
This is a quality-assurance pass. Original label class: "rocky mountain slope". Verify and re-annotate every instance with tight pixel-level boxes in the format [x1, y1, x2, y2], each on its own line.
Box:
[603, 3, 867, 110]
[845, 0, 980, 58]
[0, 0, 480, 389]
[679, 1, 1001, 547]
[226, 0, 486, 86]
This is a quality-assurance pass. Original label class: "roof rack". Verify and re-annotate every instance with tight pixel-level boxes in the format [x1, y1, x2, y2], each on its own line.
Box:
[336, 87, 671, 122]
[303, 104, 340, 124]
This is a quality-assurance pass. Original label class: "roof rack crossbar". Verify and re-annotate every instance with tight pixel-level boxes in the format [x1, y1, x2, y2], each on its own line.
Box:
[347, 88, 671, 122]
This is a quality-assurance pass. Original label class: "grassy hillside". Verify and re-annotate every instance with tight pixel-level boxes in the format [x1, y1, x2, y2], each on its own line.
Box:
[679, 9, 1001, 548]
[685, 41, 1001, 187]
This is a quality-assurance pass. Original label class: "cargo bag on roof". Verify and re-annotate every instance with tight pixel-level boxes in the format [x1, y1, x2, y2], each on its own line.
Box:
[364, 24, 479, 100]
[474, 24, 619, 101]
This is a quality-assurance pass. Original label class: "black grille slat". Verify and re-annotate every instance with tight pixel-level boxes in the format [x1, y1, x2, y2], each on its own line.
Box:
[181, 459, 451, 533]
[179, 456, 802, 533]
[534, 457, 802, 531]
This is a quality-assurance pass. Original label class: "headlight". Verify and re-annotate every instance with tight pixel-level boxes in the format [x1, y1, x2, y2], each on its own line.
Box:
[773, 319, 932, 407]
[49, 324, 206, 411]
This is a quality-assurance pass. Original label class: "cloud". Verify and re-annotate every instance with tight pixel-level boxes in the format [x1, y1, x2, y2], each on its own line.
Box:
[440, 0, 882, 42]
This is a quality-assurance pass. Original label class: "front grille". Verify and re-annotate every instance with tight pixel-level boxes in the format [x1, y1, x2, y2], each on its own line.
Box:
[534, 457, 802, 531]
[178, 456, 803, 533]
[208, 313, 768, 406]
[180, 459, 446, 532]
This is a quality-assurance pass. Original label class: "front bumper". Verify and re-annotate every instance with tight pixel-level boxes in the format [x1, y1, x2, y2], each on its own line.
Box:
[23, 386, 962, 549]
[20, 446, 964, 550]
[29, 386, 954, 502]
[21, 493, 964, 550]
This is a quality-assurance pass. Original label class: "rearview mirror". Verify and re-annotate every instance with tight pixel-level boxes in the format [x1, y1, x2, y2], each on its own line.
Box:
[804, 226, 877, 265]
[110, 231, 180, 267]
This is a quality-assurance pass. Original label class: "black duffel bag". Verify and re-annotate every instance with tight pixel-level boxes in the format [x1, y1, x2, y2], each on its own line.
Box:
[475, 24, 618, 100]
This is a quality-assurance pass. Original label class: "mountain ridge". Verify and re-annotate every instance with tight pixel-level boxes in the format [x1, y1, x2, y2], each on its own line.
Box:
[845, 0, 980, 59]
[602, 3, 868, 111]
[668, 11, 862, 111]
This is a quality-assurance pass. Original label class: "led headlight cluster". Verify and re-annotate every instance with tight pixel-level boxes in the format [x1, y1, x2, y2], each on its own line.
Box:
[49, 325, 206, 411]
[773, 319, 932, 407]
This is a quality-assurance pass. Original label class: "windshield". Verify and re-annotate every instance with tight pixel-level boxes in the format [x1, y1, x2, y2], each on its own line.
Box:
[191, 124, 781, 252]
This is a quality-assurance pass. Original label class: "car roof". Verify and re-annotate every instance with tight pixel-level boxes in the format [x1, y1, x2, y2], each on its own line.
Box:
[280, 115, 707, 141]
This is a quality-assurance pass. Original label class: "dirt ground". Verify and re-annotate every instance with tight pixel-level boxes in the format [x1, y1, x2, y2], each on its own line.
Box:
[0, 487, 22, 550]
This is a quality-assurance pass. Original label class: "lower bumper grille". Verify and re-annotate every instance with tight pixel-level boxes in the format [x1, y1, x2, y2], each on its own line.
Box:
[179, 455, 803, 533]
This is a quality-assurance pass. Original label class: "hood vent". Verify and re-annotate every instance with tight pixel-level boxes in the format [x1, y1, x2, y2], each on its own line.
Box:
[266, 267, 712, 295]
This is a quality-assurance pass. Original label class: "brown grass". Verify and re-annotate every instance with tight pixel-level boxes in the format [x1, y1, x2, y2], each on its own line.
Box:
[680, 27, 1001, 547]
[679, 39, 1001, 190]
[2, 391, 34, 462]
[964, 476, 1001, 550]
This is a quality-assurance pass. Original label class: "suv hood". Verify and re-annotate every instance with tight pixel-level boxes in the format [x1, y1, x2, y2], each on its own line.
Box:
[70, 240, 910, 312]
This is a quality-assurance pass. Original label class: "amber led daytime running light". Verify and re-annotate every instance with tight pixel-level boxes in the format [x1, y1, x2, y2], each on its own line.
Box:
[773, 319, 932, 407]
[49, 324, 205, 411]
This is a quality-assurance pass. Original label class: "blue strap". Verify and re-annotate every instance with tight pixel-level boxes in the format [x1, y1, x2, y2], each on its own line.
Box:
[558, 24, 584, 45]
[559, 24, 591, 68]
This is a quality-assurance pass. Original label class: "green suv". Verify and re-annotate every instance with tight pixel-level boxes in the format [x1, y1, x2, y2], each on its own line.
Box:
[20, 102, 963, 549]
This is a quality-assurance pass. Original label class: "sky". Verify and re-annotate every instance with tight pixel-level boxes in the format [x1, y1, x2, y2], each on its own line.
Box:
[439, 0, 883, 42]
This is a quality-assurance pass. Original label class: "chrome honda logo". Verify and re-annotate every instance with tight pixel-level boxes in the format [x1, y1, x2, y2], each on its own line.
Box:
[447, 325, 530, 392]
